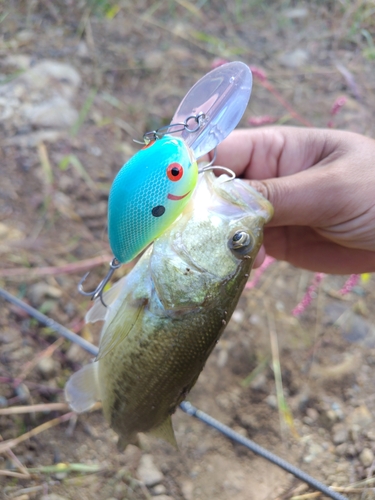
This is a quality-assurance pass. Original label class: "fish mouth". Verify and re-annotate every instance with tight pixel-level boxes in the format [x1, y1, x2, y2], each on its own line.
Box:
[167, 191, 190, 201]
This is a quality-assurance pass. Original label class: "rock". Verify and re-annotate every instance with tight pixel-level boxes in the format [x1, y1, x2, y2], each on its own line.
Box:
[28, 283, 62, 304]
[4, 130, 63, 147]
[23, 97, 78, 128]
[249, 373, 267, 391]
[153, 496, 173, 500]
[347, 405, 372, 429]
[181, 479, 194, 500]
[152, 484, 167, 495]
[137, 454, 163, 487]
[325, 305, 375, 347]
[0, 60, 81, 134]
[359, 448, 374, 467]
[283, 7, 309, 19]
[278, 49, 309, 68]
[335, 443, 347, 456]
[265, 394, 277, 409]
[238, 413, 259, 431]
[66, 342, 87, 363]
[4, 54, 32, 69]
[304, 442, 324, 463]
[332, 423, 348, 445]
[37, 357, 60, 378]
[306, 407, 319, 422]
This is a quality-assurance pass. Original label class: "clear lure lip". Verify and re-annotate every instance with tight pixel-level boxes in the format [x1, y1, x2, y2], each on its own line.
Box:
[170, 61, 252, 159]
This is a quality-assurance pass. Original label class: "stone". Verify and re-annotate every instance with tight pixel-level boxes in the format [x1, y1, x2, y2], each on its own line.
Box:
[22, 97, 78, 128]
[152, 484, 167, 495]
[359, 448, 374, 467]
[4, 130, 63, 147]
[347, 405, 372, 429]
[28, 283, 62, 303]
[181, 479, 194, 500]
[332, 424, 348, 445]
[335, 443, 347, 456]
[265, 394, 277, 409]
[278, 49, 309, 68]
[0, 60, 81, 134]
[66, 342, 87, 364]
[283, 7, 309, 19]
[249, 373, 267, 391]
[37, 357, 60, 378]
[137, 454, 163, 487]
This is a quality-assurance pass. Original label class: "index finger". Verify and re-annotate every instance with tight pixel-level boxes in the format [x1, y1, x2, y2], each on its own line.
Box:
[213, 126, 344, 180]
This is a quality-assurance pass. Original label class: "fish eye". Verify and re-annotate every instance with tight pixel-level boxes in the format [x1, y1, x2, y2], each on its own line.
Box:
[167, 162, 183, 181]
[228, 230, 254, 256]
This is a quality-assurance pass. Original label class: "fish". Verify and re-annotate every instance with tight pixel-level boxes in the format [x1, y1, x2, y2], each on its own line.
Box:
[108, 135, 198, 263]
[65, 171, 273, 449]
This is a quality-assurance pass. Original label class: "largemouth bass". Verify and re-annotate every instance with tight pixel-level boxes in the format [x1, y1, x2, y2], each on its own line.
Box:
[65, 171, 273, 449]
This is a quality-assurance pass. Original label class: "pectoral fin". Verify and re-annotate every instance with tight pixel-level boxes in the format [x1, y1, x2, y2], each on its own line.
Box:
[96, 300, 144, 360]
[148, 416, 178, 449]
[65, 362, 100, 413]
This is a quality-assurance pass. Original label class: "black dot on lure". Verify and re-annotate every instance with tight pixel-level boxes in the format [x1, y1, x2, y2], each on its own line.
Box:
[152, 205, 166, 217]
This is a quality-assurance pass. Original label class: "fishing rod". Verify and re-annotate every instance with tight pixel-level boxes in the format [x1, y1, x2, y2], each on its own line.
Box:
[0, 287, 348, 500]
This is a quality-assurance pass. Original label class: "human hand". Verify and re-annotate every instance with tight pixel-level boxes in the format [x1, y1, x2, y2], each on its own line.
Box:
[214, 127, 375, 273]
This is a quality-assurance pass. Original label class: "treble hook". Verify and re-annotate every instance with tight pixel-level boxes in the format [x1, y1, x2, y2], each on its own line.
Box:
[78, 257, 121, 307]
[198, 147, 236, 183]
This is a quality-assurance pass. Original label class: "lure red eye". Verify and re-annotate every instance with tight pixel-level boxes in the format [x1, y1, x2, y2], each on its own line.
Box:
[167, 162, 183, 181]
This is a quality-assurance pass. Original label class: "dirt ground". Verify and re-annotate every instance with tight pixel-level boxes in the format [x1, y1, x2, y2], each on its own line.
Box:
[1, 1, 375, 499]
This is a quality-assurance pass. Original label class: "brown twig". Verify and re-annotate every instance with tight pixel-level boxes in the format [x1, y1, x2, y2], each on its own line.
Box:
[0, 403, 69, 416]
[0, 434, 30, 477]
[17, 338, 64, 383]
[0, 469, 30, 479]
[0, 412, 74, 454]
[0, 254, 113, 278]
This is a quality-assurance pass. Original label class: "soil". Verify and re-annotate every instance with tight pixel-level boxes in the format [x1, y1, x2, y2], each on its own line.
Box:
[1, 1, 375, 499]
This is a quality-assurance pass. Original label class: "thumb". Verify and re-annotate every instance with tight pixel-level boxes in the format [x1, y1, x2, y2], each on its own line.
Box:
[247, 167, 339, 227]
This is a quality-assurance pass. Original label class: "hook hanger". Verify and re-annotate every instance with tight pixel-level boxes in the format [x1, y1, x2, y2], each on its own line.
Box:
[78, 257, 121, 307]
[198, 147, 236, 183]
[134, 112, 206, 145]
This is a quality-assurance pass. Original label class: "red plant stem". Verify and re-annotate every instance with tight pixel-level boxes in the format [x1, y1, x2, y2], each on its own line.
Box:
[259, 79, 313, 127]
[339, 274, 360, 295]
[292, 273, 325, 317]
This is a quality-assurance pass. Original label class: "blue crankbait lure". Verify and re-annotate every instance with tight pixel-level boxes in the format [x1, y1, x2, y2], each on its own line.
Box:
[108, 135, 198, 265]
[79, 61, 253, 305]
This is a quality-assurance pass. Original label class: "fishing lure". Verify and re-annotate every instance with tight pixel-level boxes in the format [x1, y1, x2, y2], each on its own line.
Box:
[108, 134, 198, 266]
[79, 61, 253, 305]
